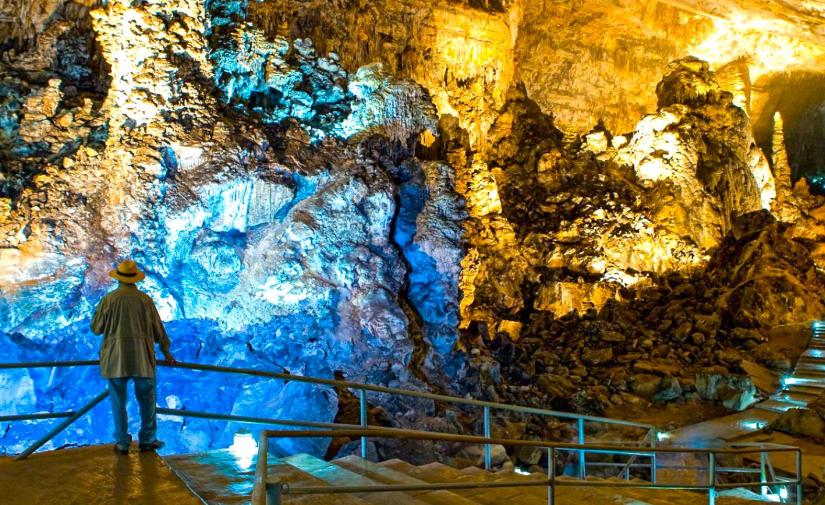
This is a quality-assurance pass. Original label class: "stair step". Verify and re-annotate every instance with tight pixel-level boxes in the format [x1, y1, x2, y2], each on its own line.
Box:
[794, 371, 825, 377]
[795, 362, 825, 370]
[755, 400, 798, 413]
[772, 393, 810, 406]
[785, 385, 825, 396]
[799, 354, 825, 361]
[334, 456, 479, 505]
[780, 388, 821, 399]
[381, 460, 547, 505]
[782, 377, 825, 388]
[284, 454, 428, 505]
[165, 449, 367, 505]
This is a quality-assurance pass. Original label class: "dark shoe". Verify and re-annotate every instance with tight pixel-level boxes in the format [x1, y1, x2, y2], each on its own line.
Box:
[139, 440, 165, 452]
[113, 444, 129, 455]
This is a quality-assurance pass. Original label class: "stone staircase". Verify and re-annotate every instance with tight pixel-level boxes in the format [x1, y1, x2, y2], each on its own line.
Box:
[758, 321, 825, 413]
[165, 450, 771, 505]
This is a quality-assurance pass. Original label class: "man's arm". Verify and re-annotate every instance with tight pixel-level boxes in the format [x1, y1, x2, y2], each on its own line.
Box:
[91, 297, 107, 335]
[148, 300, 174, 362]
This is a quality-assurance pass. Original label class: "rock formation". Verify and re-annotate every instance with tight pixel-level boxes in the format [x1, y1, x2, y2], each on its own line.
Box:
[2, 0, 825, 459]
[474, 209, 824, 417]
[0, 0, 463, 454]
[458, 57, 781, 332]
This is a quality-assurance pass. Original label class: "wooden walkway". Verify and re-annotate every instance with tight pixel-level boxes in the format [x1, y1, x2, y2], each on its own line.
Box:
[0, 445, 203, 505]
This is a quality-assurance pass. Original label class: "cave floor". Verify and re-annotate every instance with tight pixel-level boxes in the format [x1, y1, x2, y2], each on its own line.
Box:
[0, 444, 203, 505]
[0, 444, 778, 505]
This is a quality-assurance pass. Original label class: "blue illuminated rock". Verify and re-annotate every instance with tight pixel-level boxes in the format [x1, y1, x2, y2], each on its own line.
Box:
[0, 0, 463, 457]
[230, 380, 338, 457]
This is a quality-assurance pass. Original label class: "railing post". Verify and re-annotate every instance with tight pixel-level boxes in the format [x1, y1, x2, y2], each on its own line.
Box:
[708, 452, 716, 505]
[548, 447, 556, 505]
[578, 418, 586, 479]
[359, 388, 368, 459]
[650, 427, 657, 484]
[266, 481, 282, 505]
[760, 451, 768, 497]
[483, 406, 492, 471]
[253, 434, 270, 505]
[796, 449, 803, 505]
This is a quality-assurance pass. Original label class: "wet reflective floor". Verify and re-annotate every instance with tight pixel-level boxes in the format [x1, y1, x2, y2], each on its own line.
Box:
[0, 445, 203, 505]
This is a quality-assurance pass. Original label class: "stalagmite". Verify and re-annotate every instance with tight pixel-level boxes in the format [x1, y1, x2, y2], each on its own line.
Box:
[771, 112, 801, 222]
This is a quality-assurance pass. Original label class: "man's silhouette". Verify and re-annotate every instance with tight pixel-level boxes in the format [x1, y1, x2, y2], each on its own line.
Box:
[92, 259, 175, 454]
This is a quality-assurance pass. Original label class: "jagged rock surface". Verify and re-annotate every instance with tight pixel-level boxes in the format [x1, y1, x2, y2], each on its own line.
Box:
[455, 63, 825, 419]
[2, 0, 825, 461]
[0, 0, 464, 455]
[459, 59, 774, 330]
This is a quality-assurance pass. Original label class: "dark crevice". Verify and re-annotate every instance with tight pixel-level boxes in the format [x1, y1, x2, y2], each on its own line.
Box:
[388, 181, 436, 390]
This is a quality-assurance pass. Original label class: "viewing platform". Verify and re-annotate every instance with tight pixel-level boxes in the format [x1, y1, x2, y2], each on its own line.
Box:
[0, 444, 201, 505]
[1, 444, 780, 505]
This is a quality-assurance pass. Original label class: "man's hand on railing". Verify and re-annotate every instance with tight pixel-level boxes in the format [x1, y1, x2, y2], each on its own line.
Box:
[162, 355, 178, 365]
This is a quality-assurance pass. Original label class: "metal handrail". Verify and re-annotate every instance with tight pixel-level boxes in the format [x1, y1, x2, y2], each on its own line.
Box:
[254, 428, 804, 505]
[1, 359, 655, 472]
[0, 360, 654, 429]
[616, 428, 654, 479]
[0, 412, 76, 422]
[14, 390, 110, 460]
[0, 360, 805, 505]
[258, 428, 801, 455]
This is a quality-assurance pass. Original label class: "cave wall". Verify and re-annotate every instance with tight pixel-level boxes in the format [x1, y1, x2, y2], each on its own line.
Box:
[2, 0, 825, 457]
[0, 0, 465, 454]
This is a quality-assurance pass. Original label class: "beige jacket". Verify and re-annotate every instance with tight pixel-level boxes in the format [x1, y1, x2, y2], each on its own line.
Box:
[91, 283, 171, 378]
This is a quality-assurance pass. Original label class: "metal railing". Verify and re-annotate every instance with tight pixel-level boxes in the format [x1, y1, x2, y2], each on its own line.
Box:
[253, 428, 803, 505]
[0, 360, 803, 505]
[0, 359, 654, 471]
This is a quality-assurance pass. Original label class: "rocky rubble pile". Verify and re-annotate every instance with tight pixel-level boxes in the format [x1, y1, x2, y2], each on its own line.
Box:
[471, 210, 825, 418]
[458, 59, 777, 333]
[457, 59, 825, 419]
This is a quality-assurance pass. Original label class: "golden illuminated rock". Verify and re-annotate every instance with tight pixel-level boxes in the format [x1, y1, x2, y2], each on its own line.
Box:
[3, 0, 825, 430]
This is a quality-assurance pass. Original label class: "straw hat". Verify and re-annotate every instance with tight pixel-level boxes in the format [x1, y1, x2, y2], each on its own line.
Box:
[109, 259, 146, 283]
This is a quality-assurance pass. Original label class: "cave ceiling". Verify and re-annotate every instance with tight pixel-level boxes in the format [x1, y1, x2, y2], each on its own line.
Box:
[4, 0, 825, 136]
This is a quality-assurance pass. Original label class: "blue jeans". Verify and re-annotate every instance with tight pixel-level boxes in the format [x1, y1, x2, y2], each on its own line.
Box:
[108, 377, 157, 448]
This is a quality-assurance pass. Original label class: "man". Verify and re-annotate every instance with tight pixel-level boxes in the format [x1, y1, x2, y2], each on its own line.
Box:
[91, 259, 176, 454]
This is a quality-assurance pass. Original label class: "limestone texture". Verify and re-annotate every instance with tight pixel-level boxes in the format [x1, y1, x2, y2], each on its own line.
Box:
[1, 0, 825, 460]
[0, 0, 463, 455]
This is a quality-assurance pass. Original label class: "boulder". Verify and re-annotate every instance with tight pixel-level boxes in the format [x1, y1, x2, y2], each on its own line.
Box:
[582, 347, 613, 365]
[652, 376, 683, 402]
[770, 408, 825, 442]
[632, 374, 661, 399]
[457, 444, 510, 468]
[695, 372, 758, 411]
